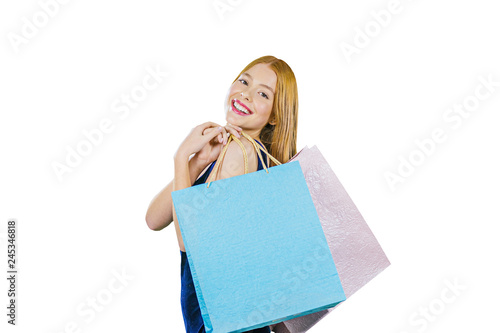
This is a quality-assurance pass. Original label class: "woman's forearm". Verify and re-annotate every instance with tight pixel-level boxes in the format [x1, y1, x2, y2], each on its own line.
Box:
[171, 152, 193, 252]
[145, 155, 207, 231]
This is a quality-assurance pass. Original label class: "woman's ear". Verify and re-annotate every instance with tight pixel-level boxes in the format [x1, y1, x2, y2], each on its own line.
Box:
[268, 117, 276, 126]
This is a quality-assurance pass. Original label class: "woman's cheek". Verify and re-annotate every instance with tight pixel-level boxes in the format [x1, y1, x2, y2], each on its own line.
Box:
[228, 85, 239, 96]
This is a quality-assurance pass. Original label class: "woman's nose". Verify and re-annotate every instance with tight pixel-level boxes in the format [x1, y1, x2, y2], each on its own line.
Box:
[240, 90, 250, 101]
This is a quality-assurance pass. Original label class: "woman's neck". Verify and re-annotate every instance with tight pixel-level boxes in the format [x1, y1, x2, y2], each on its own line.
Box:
[242, 128, 262, 142]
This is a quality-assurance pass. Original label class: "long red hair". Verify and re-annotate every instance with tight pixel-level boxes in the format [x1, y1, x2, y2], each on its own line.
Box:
[232, 56, 298, 166]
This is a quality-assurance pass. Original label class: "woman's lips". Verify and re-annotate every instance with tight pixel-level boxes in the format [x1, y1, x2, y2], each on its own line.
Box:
[231, 99, 253, 116]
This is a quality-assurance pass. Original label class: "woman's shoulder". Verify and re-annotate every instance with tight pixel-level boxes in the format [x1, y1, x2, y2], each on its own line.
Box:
[213, 137, 258, 179]
[196, 137, 266, 184]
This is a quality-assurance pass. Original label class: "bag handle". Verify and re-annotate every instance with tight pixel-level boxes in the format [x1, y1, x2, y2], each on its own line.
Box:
[206, 131, 282, 188]
[241, 131, 282, 168]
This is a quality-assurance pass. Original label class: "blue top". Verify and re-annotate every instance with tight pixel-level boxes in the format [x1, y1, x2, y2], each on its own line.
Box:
[180, 139, 271, 333]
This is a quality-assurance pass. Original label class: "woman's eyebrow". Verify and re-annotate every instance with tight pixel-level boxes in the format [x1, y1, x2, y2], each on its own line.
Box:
[242, 72, 275, 95]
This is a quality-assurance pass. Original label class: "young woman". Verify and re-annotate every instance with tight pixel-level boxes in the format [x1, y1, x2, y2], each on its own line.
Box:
[145, 55, 298, 333]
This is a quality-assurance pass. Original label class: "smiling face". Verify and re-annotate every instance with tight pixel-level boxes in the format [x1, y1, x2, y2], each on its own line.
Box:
[225, 63, 277, 140]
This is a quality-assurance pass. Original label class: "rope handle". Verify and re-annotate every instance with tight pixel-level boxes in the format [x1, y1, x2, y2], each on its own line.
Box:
[206, 134, 248, 187]
[240, 132, 282, 167]
[206, 131, 281, 188]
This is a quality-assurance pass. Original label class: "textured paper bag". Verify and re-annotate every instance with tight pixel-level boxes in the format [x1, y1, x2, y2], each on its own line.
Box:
[172, 136, 346, 333]
[273, 145, 390, 333]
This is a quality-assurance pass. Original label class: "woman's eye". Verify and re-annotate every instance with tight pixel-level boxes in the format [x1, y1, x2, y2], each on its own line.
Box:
[259, 92, 269, 99]
[238, 79, 248, 85]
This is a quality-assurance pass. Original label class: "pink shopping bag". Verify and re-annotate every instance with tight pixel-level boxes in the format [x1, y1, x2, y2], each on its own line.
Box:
[270, 145, 390, 333]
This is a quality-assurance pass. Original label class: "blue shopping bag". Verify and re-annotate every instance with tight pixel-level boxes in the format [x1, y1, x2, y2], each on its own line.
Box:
[171, 133, 345, 333]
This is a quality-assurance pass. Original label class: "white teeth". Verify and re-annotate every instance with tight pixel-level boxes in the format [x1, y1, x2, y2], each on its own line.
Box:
[234, 101, 250, 114]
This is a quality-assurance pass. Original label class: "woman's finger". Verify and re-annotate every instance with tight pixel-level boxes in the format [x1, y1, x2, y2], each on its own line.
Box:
[199, 123, 225, 145]
[224, 124, 241, 138]
[197, 122, 222, 136]
[226, 122, 242, 131]
[206, 128, 222, 144]
[224, 123, 242, 138]
[203, 126, 224, 144]
[202, 127, 212, 136]
[220, 126, 229, 145]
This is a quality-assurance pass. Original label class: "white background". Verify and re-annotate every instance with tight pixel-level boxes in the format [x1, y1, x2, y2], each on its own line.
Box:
[1, 0, 499, 332]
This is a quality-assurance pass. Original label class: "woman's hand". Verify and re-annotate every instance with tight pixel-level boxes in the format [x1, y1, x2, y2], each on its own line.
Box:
[186, 123, 241, 169]
[174, 122, 242, 164]
[174, 122, 222, 162]
[195, 122, 243, 165]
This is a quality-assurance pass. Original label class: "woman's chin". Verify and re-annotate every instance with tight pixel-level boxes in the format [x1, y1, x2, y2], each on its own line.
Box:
[225, 113, 242, 126]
